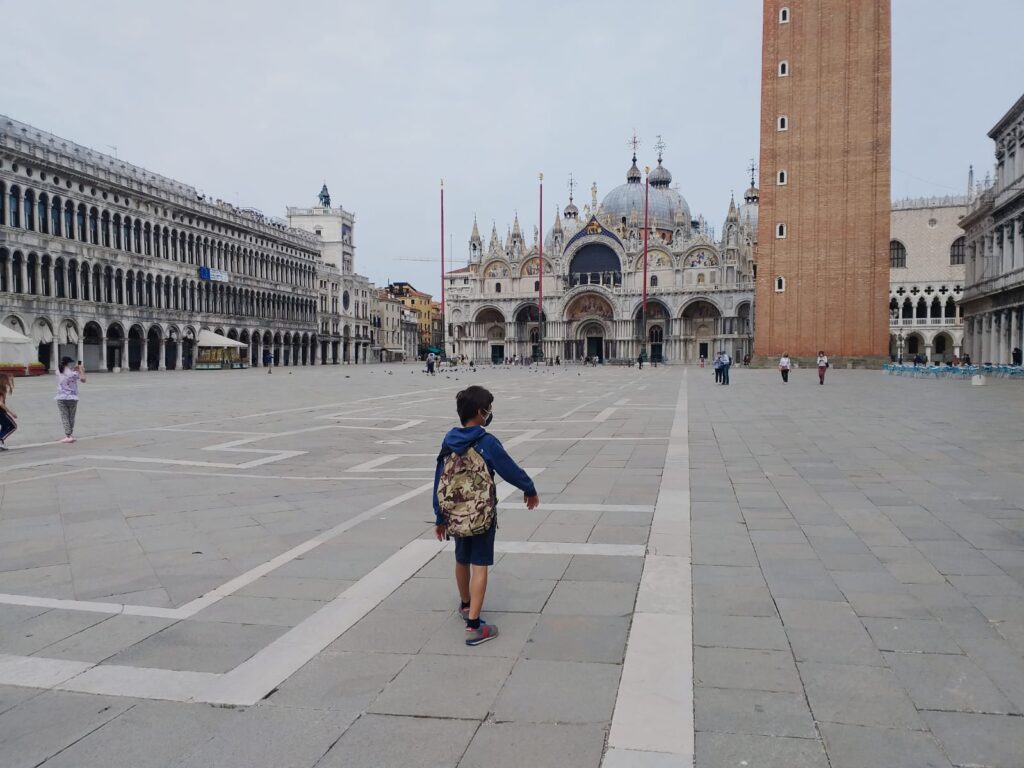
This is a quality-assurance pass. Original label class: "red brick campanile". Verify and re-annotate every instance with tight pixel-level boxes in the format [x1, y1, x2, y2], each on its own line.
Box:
[753, 0, 891, 365]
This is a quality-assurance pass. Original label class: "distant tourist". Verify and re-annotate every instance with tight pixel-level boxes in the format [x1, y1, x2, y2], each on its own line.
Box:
[55, 357, 85, 443]
[720, 350, 732, 385]
[427, 352, 436, 375]
[263, 349, 273, 373]
[434, 385, 539, 646]
[1013, 347, 1022, 366]
[816, 350, 829, 385]
[962, 353, 972, 366]
[743, 353, 751, 367]
[637, 353, 644, 370]
[555, 355, 560, 366]
[778, 353, 792, 383]
[713, 351, 723, 383]
[0, 374, 17, 450]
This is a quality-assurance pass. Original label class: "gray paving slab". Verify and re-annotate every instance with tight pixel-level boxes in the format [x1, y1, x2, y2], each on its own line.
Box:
[265, 650, 411, 710]
[862, 617, 963, 653]
[317, 714, 479, 768]
[0, 690, 132, 768]
[694, 647, 803, 693]
[33, 614, 175, 663]
[0, 610, 110, 655]
[327, 609, 451, 655]
[106, 620, 286, 673]
[693, 614, 791, 651]
[459, 722, 606, 768]
[190, 594, 324, 626]
[38, 700, 235, 768]
[923, 710, 1024, 768]
[884, 652, 1019, 714]
[818, 723, 954, 768]
[493, 658, 621, 724]
[798, 662, 925, 729]
[175, 705, 360, 768]
[369, 653, 514, 719]
[492, 552, 572, 581]
[694, 687, 819, 738]
[524, 614, 630, 664]
[696, 732, 829, 768]
[482, 575, 558, 613]
[543, 580, 638, 616]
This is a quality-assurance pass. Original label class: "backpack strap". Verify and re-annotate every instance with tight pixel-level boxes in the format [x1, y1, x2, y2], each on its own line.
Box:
[436, 435, 486, 465]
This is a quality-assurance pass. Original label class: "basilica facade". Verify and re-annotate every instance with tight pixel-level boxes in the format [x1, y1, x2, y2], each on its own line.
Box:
[445, 151, 757, 364]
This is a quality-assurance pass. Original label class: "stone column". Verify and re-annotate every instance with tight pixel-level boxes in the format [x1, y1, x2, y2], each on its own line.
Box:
[1012, 308, 1020, 362]
[158, 339, 167, 371]
[18, 258, 28, 294]
[77, 338, 85, 368]
[32, 260, 41, 296]
[121, 338, 129, 372]
[3, 258, 11, 292]
[176, 340, 183, 371]
[48, 337, 58, 373]
[100, 337, 108, 372]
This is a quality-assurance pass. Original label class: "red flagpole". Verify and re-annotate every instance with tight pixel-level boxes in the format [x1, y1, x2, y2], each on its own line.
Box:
[440, 179, 445, 357]
[538, 173, 543, 360]
[642, 167, 649, 321]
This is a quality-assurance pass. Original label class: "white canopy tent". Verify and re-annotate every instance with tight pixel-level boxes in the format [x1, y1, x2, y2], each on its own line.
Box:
[197, 329, 246, 348]
[0, 322, 36, 372]
[195, 329, 248, 369]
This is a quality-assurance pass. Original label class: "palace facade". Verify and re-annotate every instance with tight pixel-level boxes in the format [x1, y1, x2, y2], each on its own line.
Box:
[445, 151, 757, 364]
[0, 115, 371, 371]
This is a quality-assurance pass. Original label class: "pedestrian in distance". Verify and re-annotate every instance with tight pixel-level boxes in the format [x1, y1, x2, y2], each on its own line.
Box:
[263, 348, 273, 373]
[55, 357, 85, 443]
[637, 353, 644, 370]
[713, 351, 723, 383]
[1013, 347, 1022, 366]
[817, 350, 829, 385]
[0, 374, 17, 450]
[434, 385, 539, 646]
[720, 350, 732, 385]
[426, 351, 436, 375]
[779, 353, 792, 383]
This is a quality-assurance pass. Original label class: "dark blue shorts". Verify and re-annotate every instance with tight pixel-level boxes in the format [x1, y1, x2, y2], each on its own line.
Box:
[453, 522, 496, 566]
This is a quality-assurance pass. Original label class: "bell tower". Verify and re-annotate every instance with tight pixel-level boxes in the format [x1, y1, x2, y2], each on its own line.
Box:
[753, 0, 891, 365]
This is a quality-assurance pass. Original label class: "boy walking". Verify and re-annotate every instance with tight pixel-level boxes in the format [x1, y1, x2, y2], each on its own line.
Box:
[434, 385, 539, 645]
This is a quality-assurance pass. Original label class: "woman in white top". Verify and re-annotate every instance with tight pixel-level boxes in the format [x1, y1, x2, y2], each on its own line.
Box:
[55, 357, 86, 443]
[778, 353, 792, 383]
[816, 351, 829, 385]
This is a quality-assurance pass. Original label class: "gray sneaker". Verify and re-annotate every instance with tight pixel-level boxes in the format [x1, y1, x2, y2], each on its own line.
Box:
[465, 623, 498, 646]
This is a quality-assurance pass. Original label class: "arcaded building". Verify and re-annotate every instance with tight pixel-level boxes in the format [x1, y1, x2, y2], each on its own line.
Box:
[888, 197, 967, 362]
[444, 149, 757, 364]
[754, 0, 891, 365]
[0, 115, 327, 371]
[960, 94, 1024, 365]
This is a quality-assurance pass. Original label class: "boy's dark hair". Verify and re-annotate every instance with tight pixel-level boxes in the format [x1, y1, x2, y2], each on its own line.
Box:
[456, 385, 493, 425]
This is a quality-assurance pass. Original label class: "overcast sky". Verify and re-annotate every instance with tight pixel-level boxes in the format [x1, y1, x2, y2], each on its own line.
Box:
[3, 1, 1023, 295]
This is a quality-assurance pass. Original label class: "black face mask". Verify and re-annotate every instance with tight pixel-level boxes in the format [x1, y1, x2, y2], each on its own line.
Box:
[483, 410, 493, 427]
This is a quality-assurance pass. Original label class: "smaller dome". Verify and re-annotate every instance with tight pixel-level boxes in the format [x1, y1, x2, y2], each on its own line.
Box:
[626, 155, 642, 184]
[564, 199, 579, 219]
[743, 185, 759, 204]
[648, 159, 672, 188]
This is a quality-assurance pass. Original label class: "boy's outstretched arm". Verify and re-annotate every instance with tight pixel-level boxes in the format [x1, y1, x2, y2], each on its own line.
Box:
[483, 436, 539, 507]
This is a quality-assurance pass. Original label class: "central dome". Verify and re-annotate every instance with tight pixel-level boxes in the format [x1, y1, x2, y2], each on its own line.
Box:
[600, 155, 691, 230]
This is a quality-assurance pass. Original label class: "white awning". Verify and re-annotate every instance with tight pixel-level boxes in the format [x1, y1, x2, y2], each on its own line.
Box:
[197, 329, 246, 348]
[0, 322, 31, 342]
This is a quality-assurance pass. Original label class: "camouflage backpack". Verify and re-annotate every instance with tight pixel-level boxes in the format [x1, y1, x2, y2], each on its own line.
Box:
[436, 442, 497, 537]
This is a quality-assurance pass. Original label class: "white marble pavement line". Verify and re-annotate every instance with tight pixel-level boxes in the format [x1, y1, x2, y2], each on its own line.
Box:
[604, 368, 694, 768]
[498, 502, 654, 513]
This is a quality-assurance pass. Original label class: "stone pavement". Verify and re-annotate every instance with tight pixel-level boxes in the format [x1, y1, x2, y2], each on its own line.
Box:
[0, 362, 1021, 766]
[690, 365, 1024, 768]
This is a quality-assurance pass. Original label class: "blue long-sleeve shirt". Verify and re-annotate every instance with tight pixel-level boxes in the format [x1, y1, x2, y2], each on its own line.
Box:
[432, 425, 536, 526]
